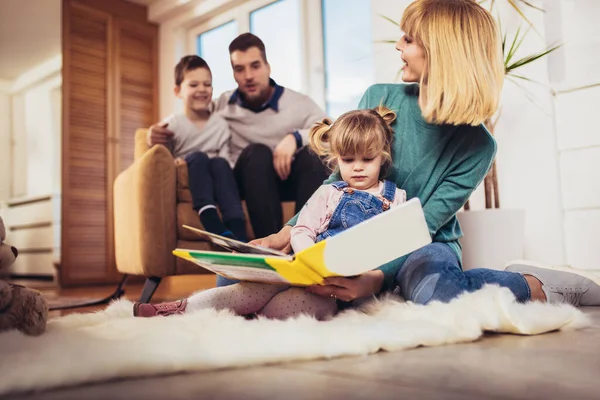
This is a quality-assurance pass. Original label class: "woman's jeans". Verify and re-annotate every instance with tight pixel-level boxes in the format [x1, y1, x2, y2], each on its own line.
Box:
[396, 243, 531, 304]
[216, 275, 239, 287]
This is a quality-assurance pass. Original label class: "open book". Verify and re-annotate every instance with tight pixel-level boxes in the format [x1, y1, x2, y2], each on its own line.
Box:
[173, 198, 432, 286]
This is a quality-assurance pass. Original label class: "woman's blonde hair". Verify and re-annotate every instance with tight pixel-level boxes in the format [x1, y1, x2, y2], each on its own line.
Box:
[309, 106, 396, 178]
[401, 0, 504, 126]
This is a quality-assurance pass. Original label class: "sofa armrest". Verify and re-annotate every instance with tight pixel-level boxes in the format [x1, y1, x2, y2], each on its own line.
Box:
[114, 144, 177, 277]
[135, 128, 150, 160]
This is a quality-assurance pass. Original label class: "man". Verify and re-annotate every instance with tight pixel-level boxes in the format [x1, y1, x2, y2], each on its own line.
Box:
[212, 33, 328, 239]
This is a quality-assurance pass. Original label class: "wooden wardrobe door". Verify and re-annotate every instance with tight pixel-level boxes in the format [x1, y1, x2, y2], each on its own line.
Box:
[106, 20, 158, 279]
[61, 1, 112, 286]
[114, 20, 158, 173]
[61, 0, 157, 286]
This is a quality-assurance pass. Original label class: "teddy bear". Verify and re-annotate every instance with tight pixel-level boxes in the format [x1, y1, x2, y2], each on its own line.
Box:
[0, 215, 48, 336]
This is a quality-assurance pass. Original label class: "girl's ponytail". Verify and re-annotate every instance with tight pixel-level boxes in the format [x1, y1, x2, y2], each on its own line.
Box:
[309, 117, 334, 157]
[374, 105, 396, 127]
[374, 105, 396, 149]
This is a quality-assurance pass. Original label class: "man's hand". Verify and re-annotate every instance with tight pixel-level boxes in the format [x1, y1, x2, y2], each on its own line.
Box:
[148, 122, 174, 147]
[249, 225, 293, 254]
[273, 134, 297, 181]
[305, 270, 385, 302]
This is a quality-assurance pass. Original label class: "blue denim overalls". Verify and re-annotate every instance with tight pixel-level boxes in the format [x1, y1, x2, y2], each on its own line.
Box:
[315, 180, 397, 243]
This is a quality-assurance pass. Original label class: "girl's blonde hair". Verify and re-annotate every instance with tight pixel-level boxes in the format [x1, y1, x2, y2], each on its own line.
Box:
[401, 0, 504, 126]
[309, 106, 396, 178]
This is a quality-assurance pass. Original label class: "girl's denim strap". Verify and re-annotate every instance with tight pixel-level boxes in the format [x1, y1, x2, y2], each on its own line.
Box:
[381, 180, 397, 202]
[330, 181, 348, 190]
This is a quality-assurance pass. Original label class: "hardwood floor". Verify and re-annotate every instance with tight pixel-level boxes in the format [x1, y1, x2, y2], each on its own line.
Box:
[15, 274, 218, 318]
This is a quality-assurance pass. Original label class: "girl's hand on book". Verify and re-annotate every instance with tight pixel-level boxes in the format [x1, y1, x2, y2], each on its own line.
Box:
[306, 271, 384, 302]
[249, 226, 292, 254]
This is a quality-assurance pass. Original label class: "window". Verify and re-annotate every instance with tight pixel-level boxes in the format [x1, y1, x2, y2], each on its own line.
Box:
[322, 0, 375, 117]
[250, 0, 303, 92]
[196, 21, 238, 98]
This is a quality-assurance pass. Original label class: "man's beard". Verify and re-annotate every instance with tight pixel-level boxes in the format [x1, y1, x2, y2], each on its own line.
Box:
[244, 86, 272, 107]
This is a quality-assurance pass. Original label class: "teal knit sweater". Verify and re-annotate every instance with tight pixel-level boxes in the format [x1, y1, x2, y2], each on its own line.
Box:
[288, 83, 497, 290]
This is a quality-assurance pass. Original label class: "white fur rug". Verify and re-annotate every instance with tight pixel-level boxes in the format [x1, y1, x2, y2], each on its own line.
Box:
[0, 285, 589, 395]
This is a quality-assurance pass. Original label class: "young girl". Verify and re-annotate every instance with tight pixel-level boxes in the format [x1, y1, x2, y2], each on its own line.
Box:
[290, 106, 406, 254]
[133, 106, 406, 320]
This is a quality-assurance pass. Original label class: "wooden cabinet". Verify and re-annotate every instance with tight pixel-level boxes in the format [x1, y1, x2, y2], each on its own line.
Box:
[61, 0, 157, 286]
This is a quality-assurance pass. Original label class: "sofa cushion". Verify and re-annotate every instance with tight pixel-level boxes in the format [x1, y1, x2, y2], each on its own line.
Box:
[134, 129, 150, 160]
[175, 159, 192, 203]
[177, 203, 205, 241]
[178, 188, 193, 203]
[175, 240, 215, 275]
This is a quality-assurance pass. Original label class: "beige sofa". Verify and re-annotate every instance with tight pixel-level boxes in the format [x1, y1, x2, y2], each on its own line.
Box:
[113, 129, 295, 302]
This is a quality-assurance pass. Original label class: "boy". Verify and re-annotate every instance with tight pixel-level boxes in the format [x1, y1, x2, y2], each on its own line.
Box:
[147, 55, 247, 241]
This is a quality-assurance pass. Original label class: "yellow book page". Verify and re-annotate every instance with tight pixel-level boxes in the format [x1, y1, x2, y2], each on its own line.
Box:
[293, 241, 342, 279]
[265, 255, 324, 286]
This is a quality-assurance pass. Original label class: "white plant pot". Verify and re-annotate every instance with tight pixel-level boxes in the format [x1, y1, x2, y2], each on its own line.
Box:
[456, 209, 526, 271]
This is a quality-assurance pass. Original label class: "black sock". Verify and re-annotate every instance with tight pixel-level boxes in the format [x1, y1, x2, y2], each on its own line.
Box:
[225, 218, 248, 242]
[199, 208, 232, 238]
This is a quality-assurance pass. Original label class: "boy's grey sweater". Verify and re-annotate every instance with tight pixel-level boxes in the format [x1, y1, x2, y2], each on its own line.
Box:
[161, 113, 230, 162]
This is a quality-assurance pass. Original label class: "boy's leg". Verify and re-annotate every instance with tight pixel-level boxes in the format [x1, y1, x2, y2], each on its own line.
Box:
[259, 287, 338, 320]
[234, 144, 282, 238]
[208, 157, 248, 242]
[284, 146, 328, 213]
[396, 243, 531, 304]
[184, 151, 231, 238]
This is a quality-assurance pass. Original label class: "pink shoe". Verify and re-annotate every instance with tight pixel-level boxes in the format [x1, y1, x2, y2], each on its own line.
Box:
[133, 299, 188, 317]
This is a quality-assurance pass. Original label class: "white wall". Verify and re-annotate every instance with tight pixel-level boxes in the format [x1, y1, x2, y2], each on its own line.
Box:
[10, 93, 26, 198]
[22, 75, 62, 197]
[546, 0, 600, 270]
[7, 58, 62, 201]
[493, 2, 565, 265]
[0, 85, 11, 201]
[158, 19, 187, 119]
[50, 86, 61, 194]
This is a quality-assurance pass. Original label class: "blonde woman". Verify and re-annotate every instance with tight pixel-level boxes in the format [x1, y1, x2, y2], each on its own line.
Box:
[258, 0, 600, 306]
